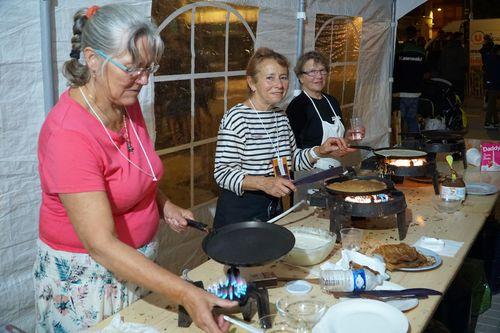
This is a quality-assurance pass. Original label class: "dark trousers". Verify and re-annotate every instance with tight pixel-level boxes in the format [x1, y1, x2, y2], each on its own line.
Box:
[485, 90, 499, 125]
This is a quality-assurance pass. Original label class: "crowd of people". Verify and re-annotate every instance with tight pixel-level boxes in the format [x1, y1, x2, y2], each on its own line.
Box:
[392, 26, 468, 133]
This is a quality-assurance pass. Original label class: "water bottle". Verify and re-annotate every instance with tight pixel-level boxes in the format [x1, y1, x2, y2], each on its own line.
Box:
[319, 269, 384, 292]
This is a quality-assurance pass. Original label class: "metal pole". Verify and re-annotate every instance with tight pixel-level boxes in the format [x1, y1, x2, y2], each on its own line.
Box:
[388, 0, 398, 145]
[40, 0, 56, 116]
[294, 0, 306, 96]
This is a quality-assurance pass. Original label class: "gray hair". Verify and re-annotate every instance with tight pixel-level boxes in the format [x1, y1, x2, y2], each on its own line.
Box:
[63, 4, 164, 87]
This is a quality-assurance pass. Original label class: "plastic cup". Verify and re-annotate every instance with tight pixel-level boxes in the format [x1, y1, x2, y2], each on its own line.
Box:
[340, 227, 363, 251]
[466, 148, 481, 167]
[349, 117, 364, 141]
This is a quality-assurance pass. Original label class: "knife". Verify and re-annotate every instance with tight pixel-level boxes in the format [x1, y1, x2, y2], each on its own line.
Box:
[330, 288, 442, 299]
[293, 166, 346, 186]
[186, 219, 211, 233]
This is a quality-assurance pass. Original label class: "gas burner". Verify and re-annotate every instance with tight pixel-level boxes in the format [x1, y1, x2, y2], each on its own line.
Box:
[207, 266, 247, 301]
[401, 132, 467, 169]
[329, 189, 407, 242]
[365, 155, 439, 195]
[178, 266, 275, 329]
[385, 157, 426, 167]
[310, 176, 408, 242]
[344, 194, 390, 203]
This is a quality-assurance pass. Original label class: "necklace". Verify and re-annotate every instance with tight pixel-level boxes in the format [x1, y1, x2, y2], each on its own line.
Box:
[122, 114, 134, 152]
[79, 87, 157, 181]
[248, 98, 281, 158]
[84, 92, 134, 153]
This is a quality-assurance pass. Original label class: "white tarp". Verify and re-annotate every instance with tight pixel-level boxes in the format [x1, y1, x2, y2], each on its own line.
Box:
[0, 0, 425, 330]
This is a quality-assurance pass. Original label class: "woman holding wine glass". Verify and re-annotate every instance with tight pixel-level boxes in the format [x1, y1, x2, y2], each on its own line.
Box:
[287, 51, 365, 169]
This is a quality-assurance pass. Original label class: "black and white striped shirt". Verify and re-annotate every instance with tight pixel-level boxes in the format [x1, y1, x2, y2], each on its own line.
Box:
[214, 103, 314, 196]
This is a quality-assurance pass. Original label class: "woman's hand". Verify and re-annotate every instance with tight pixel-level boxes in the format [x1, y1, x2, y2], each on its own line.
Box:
[258, 176, 296, 198]
[181, 286, 238, 333]
[316, 137, 355, 158]
[163, 200, 193, 233]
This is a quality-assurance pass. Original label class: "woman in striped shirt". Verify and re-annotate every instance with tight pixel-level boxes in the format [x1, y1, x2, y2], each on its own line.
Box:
[213, 48, 353, 228]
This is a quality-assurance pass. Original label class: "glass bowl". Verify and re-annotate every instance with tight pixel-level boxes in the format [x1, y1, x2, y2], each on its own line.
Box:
[258, 314, 298, 332]
[434, 198, 463, 214]
[276, 295, 326, 330]
[283, 227, 336, 266]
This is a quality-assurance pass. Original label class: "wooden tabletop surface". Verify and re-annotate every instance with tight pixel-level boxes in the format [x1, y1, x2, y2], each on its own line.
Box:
[93, 162, 499, 333]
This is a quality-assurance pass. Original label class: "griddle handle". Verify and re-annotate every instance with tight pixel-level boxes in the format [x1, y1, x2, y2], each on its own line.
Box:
[349, 145, 374, 151]
[186, 219, 210, 233]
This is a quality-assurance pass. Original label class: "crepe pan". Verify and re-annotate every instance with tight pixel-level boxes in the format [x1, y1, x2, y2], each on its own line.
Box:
[324, 175, 395, 196]
[351, 145, 428, 159]
[186, 220, 295, 267]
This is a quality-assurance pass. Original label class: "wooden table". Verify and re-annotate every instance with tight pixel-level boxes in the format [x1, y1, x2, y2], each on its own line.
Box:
[93, 163, 499, 333]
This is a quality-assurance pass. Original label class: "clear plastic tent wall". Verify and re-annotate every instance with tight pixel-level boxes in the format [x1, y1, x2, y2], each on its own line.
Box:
[0, 0, 423, 330]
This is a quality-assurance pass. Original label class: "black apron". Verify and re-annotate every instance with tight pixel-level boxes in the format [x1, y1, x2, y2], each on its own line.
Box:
[214, 188, 282, 229]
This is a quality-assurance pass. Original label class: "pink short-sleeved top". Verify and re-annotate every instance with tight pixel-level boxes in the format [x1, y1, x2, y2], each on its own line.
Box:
[38, 90, 164, 253]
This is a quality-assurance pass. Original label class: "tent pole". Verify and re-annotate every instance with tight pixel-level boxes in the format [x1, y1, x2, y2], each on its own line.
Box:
[40, 0, 56, 116]
[388, 0, 398, 143]
[294, 0, 306, 96]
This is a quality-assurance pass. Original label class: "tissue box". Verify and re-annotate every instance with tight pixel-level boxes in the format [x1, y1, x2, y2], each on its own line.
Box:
[481, 142, 500, 172]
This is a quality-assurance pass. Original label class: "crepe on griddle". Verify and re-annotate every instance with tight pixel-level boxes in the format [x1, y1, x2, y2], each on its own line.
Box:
[327, 179, 387, 193]
[373, 243, 430, 271]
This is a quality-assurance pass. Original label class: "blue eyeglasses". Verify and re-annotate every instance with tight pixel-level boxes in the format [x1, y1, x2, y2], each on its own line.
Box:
[94, 49, 159, 77]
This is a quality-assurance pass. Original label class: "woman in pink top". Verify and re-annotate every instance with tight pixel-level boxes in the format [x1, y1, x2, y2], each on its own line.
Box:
[35, 4, 235, 333]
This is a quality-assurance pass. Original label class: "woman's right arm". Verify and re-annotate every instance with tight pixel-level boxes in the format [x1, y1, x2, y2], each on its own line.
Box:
[59, 191, 236, 333]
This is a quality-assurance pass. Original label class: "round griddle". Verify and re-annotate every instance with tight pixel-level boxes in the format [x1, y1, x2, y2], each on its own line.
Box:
[324, 175, 395, 196]
[352, 145, 428, 160]
[201, 221, 295, 267]
[374, 148, 427, 160]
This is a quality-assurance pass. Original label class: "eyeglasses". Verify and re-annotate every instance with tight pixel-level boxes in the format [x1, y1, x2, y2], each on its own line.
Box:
[302, 69, 328, 77]
[94, 49, 159, 77]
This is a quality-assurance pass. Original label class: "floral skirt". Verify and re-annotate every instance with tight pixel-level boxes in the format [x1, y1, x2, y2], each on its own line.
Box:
[33, 239, 158, 333]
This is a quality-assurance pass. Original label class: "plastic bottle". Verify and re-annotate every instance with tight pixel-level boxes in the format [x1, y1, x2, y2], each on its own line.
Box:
[319, 269, 384, 292]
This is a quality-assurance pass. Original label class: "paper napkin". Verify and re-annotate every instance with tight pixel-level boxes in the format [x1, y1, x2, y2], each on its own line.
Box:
[413, 236, 464, 257]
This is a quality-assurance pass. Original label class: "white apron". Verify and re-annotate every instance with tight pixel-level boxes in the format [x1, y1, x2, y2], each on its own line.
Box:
[303, 91, 345, 170]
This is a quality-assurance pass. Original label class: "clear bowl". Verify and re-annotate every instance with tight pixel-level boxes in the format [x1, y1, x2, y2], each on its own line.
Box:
[283, 227, 336, 266]
[276, 295, 327, 330]
[434, 198, 463, 214]
[258, 314, 298, 332]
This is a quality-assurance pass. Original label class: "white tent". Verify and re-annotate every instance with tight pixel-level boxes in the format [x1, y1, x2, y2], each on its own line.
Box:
[0, 0, 425, 330]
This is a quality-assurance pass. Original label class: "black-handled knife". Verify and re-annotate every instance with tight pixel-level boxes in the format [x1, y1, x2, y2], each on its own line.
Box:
[331, 288, 442, 299]
[293, 166, 346, 186]
[186, 219, 211, 233]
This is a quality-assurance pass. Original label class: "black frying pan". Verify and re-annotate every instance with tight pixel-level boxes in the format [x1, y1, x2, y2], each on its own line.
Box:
[324, 175, 395, 196]
[351, 145, 428, 159]
[187, 220, 295, 267]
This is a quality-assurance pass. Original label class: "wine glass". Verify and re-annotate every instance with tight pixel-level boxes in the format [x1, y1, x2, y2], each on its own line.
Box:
[349, 117, 365, 141]
[276, 295, 326, 333]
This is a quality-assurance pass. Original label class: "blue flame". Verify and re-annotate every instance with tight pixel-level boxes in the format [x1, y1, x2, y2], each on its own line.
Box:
[206, 270, 247, 300]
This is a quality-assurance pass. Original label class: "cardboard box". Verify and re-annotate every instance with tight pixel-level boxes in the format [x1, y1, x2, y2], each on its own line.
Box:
[481, 142, 500, 171]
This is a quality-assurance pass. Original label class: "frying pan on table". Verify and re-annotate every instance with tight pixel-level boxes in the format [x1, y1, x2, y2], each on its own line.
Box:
[350, 145, 428, 160]
[186, 220, 295, 267]
[324, 175, 395, 196]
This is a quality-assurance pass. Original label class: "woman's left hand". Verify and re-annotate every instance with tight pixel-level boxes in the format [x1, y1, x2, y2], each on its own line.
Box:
[163, 201, 193, 233]
[317, 137, 356, 158]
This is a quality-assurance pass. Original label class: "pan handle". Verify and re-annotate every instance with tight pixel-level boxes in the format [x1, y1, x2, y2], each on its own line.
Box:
[186, 219, 210, 233]
[349, 145, 374, 151]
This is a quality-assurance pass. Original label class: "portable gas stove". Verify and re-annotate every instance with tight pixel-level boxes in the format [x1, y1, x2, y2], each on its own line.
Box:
[178, 266, 275, 328]
[182, 221, 295, 329]
[310, 176, 408, 241]
[361, 153, 439, 194]
[402, 131, 467, 169]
